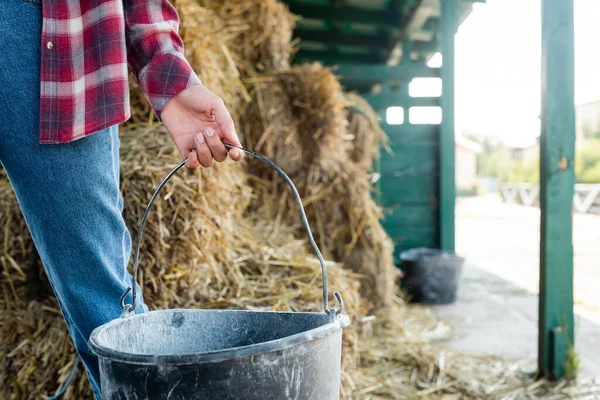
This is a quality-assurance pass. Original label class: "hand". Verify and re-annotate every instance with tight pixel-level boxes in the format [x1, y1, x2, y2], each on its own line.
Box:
[161, 84, 244, 168]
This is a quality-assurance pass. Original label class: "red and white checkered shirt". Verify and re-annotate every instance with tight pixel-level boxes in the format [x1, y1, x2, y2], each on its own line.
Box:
[39, 0, 201, 143]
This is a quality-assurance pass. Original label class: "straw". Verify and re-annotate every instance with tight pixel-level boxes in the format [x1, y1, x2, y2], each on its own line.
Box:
[239, 64, 398, 308]
[0, 1, 597, 398]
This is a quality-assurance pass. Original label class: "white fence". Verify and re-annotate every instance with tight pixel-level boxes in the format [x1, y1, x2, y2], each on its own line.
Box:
[500, 183, 600, 214]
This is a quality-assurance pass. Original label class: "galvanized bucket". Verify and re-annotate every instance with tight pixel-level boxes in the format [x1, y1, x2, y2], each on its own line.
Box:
[89, 145, 349, 400]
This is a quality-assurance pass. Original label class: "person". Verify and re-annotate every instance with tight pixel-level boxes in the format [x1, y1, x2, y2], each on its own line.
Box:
[0, 0, 243, 397]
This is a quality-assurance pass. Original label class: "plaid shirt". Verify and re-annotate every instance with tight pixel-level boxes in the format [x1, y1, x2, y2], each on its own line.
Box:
[39, 0, 201, 143]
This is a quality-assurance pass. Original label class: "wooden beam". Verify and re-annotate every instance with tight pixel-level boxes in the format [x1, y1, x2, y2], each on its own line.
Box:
[412, 39, 438, 53]
[440, 0, 457, 252]
[293, 50, 380, 65]
[287, 2, 401, 28]
[422, 17, 439, 33]
[361, 93, 440, 110]
[539, 0, 575, 380]
[405, 0, 437, 34]
[384, 0, 426, 64]
[294, 28, 390, 49]
[334, 63, 440, 83]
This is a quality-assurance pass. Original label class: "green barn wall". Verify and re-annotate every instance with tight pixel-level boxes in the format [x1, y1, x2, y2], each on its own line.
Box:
[377, 123, 440, 263]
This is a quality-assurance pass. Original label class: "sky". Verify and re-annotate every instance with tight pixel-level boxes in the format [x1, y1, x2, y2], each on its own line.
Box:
[400, 0, 600, 147]
[455, 0, 600, 146]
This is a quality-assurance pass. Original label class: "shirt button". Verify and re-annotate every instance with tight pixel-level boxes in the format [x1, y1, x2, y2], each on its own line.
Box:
[46, 41, 53, 49]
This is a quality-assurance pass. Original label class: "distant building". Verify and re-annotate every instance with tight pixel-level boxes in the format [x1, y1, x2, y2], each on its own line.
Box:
[521, 101, 600, 154]
[455, 136, 482, 191]
[510, 136, 539, 164]
[576, 100, 600, 146]
[504, 100, 600, 166]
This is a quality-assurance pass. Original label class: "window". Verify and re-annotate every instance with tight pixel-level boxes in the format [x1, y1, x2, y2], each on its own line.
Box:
[427, 52, 442, 68]
[409, 78, 442, 97]
[409, 107, 442, 124]
[386, 107, 404, 125]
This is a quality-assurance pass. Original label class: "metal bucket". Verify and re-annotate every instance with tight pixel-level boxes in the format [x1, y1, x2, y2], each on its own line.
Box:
[89, 145, 349, 399]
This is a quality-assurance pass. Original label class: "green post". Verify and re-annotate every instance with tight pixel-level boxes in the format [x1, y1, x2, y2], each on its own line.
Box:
[539, 0, 575, 380]
[440, 0, 457, 252]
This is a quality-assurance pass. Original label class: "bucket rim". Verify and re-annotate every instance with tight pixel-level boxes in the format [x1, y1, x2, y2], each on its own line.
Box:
[88, 309, 350, 365]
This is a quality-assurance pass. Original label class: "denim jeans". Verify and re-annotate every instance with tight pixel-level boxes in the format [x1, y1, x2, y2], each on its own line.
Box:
[0, 1, 147, 398]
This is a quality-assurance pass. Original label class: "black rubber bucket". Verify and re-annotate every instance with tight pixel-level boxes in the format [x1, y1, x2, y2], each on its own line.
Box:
[88, 145, 349, 399]
[399, 248, 464, 304]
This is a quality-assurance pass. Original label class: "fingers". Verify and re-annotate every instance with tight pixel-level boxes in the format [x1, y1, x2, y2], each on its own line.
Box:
[212, 98, 244, 161]
[204, 127, 228, 163]
[194, 132, 213, 168]
[186, 150, 200, 168]
[187, 127, 236, 169]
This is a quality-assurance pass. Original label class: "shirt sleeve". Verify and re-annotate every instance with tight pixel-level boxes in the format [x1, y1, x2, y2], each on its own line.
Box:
[123, 0, 202, 120]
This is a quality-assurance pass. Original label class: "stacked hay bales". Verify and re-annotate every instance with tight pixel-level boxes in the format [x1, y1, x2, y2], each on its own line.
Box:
[240, 65, 398, 306]
[0, 1, 390, 398]
[179, 0, 398, 306]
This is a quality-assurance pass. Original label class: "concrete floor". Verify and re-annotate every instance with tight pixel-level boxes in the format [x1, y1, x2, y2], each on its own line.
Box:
[432, 195, 600, 378]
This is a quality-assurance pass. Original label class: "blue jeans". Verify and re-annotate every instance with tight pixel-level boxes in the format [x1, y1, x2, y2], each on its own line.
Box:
[0, 1, 147, 398]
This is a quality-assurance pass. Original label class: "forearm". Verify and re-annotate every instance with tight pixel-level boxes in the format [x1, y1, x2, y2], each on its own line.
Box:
[123, 0, 201, 119]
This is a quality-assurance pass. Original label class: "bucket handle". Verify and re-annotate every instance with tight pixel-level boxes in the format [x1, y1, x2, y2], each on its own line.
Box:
[120, 144, 343, 317]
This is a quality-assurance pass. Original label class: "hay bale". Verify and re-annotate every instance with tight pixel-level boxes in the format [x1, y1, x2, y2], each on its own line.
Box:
[117, 125, 364, 323]
[239, 63, 350, 222]
[240, 64, 350, 167]
[275, 67, 397, 307]
[199, 0, 296, 72]
[119, 127, 252, 308]
[238, 75, 304, 177]
[240, 64, 398, 307]
[0, 298, 89, 399]
[176, 0, 252, 118]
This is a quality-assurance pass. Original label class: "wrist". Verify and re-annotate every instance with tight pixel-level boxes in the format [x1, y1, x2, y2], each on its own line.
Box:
[137, 53, 202, 121]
